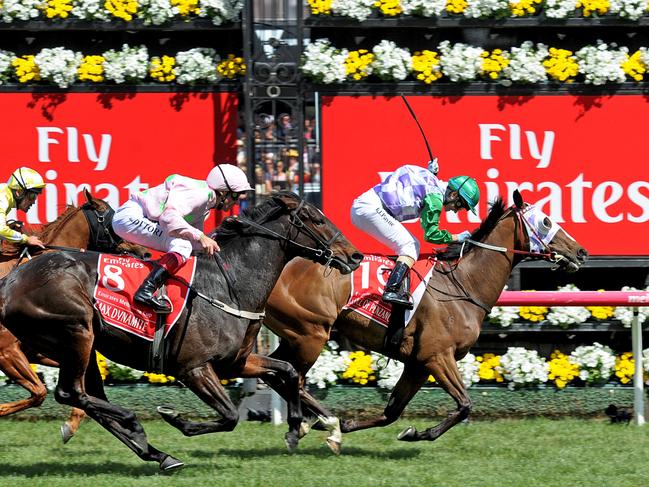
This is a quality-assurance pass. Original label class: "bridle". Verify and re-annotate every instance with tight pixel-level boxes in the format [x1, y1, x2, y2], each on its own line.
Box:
[235, 198, 342, 266]
[78, 203, 123, 252]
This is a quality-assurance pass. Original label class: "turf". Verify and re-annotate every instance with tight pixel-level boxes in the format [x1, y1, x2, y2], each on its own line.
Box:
[0, 418, 647, 487]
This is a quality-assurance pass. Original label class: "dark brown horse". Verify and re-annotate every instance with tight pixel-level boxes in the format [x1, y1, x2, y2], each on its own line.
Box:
[0, 192, 362, 470]
[263, 190, 588, 452]
[0, 189, 149, 435]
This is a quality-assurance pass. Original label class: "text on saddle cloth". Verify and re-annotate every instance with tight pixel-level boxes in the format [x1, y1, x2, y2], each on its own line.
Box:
[93, 254, 197, 341]
[343, 254, 435, 328]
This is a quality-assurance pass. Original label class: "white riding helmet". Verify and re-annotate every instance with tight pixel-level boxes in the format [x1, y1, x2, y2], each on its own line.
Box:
[8, 167, 45, 193]
[206, 164, 253, 193]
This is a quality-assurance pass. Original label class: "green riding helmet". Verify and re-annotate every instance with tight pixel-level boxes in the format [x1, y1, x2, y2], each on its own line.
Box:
[448, 176, 480, 214]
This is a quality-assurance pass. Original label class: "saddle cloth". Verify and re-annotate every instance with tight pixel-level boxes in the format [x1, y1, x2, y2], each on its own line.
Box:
[93, 254, 197, 341]
[342, 254, 435, 328]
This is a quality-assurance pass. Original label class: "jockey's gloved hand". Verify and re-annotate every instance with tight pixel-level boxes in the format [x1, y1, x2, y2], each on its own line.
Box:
[427, 158, 439, 175]
[457, 230, 472, 242]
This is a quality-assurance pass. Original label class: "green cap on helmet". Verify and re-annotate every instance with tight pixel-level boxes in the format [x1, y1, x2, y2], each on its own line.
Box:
[448, 176, 480, 214]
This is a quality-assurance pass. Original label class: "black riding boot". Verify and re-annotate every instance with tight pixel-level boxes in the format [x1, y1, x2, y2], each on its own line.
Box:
[382, 261, 413, 310]
[134, 264, 172, 314]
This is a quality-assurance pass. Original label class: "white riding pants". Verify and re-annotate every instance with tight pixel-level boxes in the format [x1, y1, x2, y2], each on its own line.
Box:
[112, 199, 194, 260]
[350, 189, 420, 261]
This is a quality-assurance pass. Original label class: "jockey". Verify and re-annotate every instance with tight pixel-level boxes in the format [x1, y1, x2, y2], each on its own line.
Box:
[0, 167, 46, 248]
[350, 160, 480, 309]
[112, 163, 254, 313]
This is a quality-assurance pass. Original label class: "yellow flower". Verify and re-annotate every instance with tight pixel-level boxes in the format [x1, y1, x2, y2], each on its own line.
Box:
[149, 55, 176, 82]
[412, 50, 442, 84]
[344, 49, 375, 81]
[41, 0, 73, 18]
[547, 350, 579, 389]
[12, 55, 40, 83]
[341, 351, 377, 385]
[481, 49, 510, 80]
[95, 352, 109, 380]
[171, 0, 200, 16]
[78, 55, 105, 83]
[374, 0, 402, 16]
[615, 352, 634, 384]
[446, 0, 468, 14]
[543, 47, 579, 82]
[217, 54, 246, 79]
[144, 372, 176, 384]
[621, 50, 646, 82]
[509, 0, 542, 16]
[519, 306, 548, 322]
[104, 0, 139, 21]
[307, 0, 333, 15]
[476, 353, 504, 382]
[576, 0, 610, 16]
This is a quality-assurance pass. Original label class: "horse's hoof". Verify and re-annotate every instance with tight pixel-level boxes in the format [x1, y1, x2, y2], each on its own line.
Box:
[397, 426, 417, 441]
[326, 437, 341, 456]
[60, 423, 74, 444]
[298, 420, 311, 439]
[157, 405, 178, 420]
[284, 431, 299, 453]
[159, 455, 184, 471]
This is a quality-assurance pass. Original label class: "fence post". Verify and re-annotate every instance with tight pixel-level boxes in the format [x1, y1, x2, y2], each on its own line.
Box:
[632, 308, 645, 426]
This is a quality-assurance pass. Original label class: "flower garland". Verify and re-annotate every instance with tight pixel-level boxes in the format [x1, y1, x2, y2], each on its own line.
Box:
[0, 0, 242, 24]
[306, 0, 649, 20]
[0, 45, 244, 87]
[301, 38, 649, 85]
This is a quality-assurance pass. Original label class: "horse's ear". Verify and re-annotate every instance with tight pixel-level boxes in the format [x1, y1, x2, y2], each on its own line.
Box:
[83, 188, 95, 205]
[513, 189, 524, 209]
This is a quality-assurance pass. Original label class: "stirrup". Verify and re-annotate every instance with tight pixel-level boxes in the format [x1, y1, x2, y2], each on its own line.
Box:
[135, 294, 172, 314]
[382, 291, 414, 310]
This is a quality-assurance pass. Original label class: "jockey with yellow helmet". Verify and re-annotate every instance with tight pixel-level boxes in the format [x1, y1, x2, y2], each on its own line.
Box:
[112, 163, 253, 313]
[351, 160, 480, 309]
[0, 167, 46, 248]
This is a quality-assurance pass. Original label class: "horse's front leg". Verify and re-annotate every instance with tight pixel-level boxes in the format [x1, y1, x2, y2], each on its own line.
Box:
[237, 353, 303, 453]
[398, 350, 472, 442]
[341, 362, 429, 434]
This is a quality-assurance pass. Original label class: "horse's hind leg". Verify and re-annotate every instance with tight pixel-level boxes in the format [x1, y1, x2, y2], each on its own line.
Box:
[157, 362, 240, 436]
[398, 350, 472, 442]
[0, 330, 47, 416]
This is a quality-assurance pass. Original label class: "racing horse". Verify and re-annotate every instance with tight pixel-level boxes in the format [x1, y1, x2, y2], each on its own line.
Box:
[262, 190, 588, 451]
[0, 191, 363, 470]
[0, 189, 149, 434]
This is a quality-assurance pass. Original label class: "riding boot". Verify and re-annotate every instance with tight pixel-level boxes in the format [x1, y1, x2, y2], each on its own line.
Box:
[382, 261, 413, 310]
[134, 264, 172, 313]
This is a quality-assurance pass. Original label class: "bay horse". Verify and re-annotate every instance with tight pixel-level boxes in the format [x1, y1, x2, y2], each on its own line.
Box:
[0, 192, 362, 470]
[0, 189, 149, 436]
[263, 190, 588, 452]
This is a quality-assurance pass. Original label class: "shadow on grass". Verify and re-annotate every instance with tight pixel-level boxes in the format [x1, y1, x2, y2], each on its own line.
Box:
[0, 462, 165, 477]
[206, 446, 422, 460]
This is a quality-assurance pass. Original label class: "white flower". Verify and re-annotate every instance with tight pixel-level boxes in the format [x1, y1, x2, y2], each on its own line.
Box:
[371, 40, 411, 81]
[438, 41, 484, 82]
[488, 288, 519, 327]
[570, 342, 616, 383]
[609, 0, 646, 20]
[71, 0, 110, 20]
[35, 47, 83, 88]
[34, 364, 59, 391]
[376, 358, 404, 390]
[464, 0, 510, 18]
[103, 44, 149, 83]
[544, 0, 579, 18]
[139, 0, 179, 25]
[613, 286, 649, 327]
[0, 50, 15, 85]
[458, 353, 480, 387]
[199, 0, 244, 25]
[0, 367, 7, 385]
[401, 0, 445, 16]
[174, 48, 220, 84]
[1, 0, 43, 22]
[497, 347, 549, 389]
[331, 0, 375, 21]
[576, 41, 628, 85]
[306, 347, 347, 389]
[503, 41, 549, 83]
[546, 284, 591, 327]
[302, 39, 348, 84]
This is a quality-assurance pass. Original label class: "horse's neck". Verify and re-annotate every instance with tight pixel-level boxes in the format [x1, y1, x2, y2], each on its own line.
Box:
[41, 211, 88, 248]
[460, 218, 518, 309]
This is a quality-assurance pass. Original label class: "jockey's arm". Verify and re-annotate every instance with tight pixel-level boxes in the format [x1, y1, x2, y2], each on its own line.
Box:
[420, 193, 453, 244]
[0, 192, 27, 244]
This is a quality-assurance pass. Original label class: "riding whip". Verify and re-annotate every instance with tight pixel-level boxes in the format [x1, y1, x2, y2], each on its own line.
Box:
[400, 94, 435, 164]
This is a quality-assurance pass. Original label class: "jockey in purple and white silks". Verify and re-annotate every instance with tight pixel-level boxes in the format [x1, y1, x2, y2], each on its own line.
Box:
[112, 163, 253, 313]
[351, 160, 480, 310]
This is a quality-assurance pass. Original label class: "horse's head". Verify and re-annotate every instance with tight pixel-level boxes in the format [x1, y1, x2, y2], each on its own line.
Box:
[81, 189, 151, 259]
[223, 192, 363, 274]
[512, 190, 588, 272]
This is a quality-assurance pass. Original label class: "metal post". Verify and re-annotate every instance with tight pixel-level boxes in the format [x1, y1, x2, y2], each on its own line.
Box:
[632, 308, 645, 426]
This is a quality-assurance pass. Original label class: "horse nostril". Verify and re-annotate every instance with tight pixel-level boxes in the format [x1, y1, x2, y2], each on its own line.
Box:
[352, 252, 364, 263]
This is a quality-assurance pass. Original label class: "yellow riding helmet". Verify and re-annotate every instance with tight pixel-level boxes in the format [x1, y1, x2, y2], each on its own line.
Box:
[8, 167, 45, 193]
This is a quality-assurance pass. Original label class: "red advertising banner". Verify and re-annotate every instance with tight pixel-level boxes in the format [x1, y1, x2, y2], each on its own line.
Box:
[322, 95, 649, 256]
[0, 92, 238, 231]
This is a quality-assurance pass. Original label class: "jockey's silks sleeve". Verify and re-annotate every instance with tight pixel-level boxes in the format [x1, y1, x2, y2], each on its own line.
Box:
[420, 192, 453, 244]
[0, 185, 26, 243]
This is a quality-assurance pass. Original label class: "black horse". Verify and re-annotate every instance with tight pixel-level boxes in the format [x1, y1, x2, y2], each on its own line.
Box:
[0, 192, 363, 470]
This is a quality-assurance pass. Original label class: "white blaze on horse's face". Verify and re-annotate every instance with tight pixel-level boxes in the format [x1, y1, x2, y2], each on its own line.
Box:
[520, 204, 575, 253]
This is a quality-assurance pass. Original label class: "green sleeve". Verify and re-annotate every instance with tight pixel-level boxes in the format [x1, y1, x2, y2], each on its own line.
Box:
[420, 193, 453, 244]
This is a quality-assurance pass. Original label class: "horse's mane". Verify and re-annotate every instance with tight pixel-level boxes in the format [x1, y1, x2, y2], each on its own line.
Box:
[435, 198, 508, 261]
[212, 192, 296, 242]
[2, 205, 80, 254]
